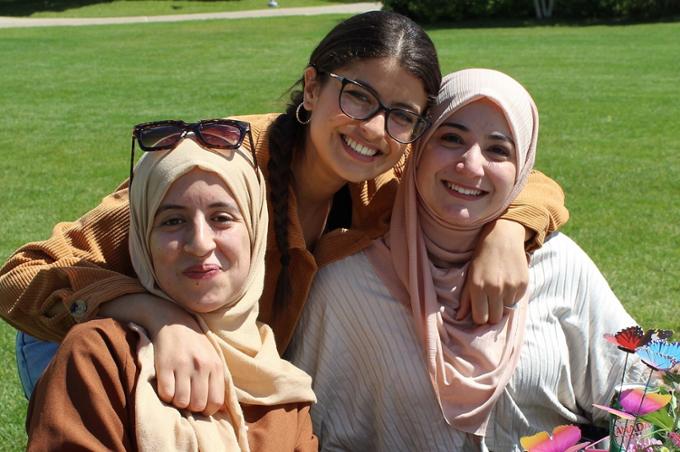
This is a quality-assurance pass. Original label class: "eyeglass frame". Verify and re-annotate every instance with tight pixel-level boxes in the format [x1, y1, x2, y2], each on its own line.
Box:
[129, 119, 259, 185]
[316, 70, 431, 144]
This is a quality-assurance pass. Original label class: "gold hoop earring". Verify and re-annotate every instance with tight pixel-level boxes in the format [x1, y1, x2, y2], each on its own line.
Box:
[295, 103, 311, 125]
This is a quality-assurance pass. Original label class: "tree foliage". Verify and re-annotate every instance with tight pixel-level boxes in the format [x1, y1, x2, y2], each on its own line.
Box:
[382, 0, 680, 23]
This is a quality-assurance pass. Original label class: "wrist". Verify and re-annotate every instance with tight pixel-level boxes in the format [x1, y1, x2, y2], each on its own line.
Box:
[99, 293, 198, 336]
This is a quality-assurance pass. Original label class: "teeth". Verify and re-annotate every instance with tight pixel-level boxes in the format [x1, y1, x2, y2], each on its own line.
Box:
[445, 181, 483, 196]
[344, 136, 378, 157]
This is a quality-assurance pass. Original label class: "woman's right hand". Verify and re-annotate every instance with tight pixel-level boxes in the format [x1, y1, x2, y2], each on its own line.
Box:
[99, 293, 225, 416]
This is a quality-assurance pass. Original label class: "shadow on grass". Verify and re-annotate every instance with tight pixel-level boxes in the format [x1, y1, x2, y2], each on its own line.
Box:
[0, 0, 363, 17]
[1, 0, 110, 16]
[422, 14, 680, 30]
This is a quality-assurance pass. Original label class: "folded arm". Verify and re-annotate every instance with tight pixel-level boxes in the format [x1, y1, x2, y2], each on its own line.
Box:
[460, 170, 570, 323]
[0, 186, 144, 341]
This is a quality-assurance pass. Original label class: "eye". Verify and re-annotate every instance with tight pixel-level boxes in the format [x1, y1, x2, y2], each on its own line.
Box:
[487, 145, 513, 160]
[212, 212, 235, 224]
[343, 85, 374, 105]
[157, 216, 185, 228]
[390, 109, 418, 127]
[440, 132, 463, 146]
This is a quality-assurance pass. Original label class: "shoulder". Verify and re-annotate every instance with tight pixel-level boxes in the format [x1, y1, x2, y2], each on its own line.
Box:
[530, 232, 598, 273]
[227, 112, 280, 162]
[315, 251, 376, 288]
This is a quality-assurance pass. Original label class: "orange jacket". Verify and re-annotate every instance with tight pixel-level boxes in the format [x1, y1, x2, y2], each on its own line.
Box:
[0, 113, 569, 351]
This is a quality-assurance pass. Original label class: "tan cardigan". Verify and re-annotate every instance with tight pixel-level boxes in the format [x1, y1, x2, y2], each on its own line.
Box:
[0, 113, 569, 351]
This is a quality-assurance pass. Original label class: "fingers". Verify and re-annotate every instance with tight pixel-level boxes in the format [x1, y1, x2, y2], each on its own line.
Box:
[470, 291, 489, 325]
[157, 361, 224, 414]
[156, 367, 176, 404]
[203, 366, 226, 416]
[151, 325, 226, 414]
[456, 283, 472, 320]
[173, 369, 192, 410]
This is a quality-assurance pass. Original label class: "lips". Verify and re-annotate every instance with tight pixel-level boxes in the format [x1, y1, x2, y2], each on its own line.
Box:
[442, 180, 487, 198]
[182, 264, 222, 280]
[342, 134, 381, 161]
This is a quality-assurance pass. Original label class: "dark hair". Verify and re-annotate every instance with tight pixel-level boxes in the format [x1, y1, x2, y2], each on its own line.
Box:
[268, 11, 441, 313]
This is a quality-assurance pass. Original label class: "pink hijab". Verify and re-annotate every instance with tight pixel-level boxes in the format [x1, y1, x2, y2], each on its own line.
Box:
[367, 68, 539, 435]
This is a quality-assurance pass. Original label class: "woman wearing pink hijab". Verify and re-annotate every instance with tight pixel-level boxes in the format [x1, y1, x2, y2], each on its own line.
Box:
[286, 68, 641, 450]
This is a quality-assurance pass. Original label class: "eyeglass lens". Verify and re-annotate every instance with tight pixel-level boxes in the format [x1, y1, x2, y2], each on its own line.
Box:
[137, 124, 185, 150]
[338, 80, 425, 143]
[137, 122, 244, 151]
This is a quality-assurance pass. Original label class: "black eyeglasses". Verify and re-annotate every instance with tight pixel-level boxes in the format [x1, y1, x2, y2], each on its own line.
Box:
[129, 119, 258, 184]
[321, 71, 430, 144]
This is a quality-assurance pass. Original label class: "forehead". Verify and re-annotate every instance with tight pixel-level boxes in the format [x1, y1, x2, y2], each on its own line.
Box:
[335, 57, 428, 110]
[443, 98, 511, 134]
[163, 168, 234, 201]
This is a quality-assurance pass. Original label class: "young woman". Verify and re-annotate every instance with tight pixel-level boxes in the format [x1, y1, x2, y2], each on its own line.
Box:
[27, 136, 317, 451]
[287, 69, 641, 451]
[2, 12, 567, 408]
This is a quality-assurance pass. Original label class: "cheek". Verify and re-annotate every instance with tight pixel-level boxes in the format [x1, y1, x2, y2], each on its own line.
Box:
[489, 163, 517, 196]
[149, 233, 179, 277]
[217, 227, 251, 271]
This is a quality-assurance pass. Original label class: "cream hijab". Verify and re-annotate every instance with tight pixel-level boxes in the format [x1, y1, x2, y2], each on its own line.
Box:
[367, 68, 539, 436]
[128, 138, 315, 452]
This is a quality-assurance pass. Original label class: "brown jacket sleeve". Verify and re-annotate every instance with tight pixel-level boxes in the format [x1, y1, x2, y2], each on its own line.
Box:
[501, 170, 569, 251]
[0, 187, 144, 342]
[26, 319, 139, 451]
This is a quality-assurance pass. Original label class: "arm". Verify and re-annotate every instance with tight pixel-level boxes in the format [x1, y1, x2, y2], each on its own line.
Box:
[100, 294, 226, 416]
[458, 170, 569, 323]
[500, 169, 569, 251]
[0, 186, 147, 341]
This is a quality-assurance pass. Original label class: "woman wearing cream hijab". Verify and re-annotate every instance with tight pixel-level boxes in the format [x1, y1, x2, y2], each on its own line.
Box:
[287, 69, 641, 450]
[27, 137, 317, 451]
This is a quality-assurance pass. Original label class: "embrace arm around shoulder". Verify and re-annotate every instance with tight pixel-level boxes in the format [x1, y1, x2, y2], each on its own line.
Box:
[501, 170, 570, 251]
[0, 186, 145, 342]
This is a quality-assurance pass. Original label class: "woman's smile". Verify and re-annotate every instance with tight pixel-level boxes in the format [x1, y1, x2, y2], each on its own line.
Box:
[341, 134, 382, 160]
[182, 263, 223, 280]
[441, 180, 488, 199]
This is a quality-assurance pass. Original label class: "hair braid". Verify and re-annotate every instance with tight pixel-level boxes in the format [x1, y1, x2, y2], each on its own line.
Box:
[267, 90, 305, 314]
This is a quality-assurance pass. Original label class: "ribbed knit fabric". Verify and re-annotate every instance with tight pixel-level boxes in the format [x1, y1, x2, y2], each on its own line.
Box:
[286, 233, 643, 451]
[0, 114, 569, 347]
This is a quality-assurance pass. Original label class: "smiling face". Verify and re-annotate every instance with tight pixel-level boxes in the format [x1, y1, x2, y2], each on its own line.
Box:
[149, 168, 251, 313]
[416, 98, 517, 226]
[303, 57, 429, 185]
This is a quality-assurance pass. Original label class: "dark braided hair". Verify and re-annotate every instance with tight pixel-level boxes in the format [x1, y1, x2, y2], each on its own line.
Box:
[267, 11, 441, 314]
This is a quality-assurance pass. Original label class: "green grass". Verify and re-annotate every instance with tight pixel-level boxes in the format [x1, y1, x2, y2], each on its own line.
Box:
[0, 0, 360, 18]
[1, 13, 679, 450]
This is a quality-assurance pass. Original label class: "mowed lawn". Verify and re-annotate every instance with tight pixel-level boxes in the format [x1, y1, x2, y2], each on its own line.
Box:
[1, 13, 679, 449]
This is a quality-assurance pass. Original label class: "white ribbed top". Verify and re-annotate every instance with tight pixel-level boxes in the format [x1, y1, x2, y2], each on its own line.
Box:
[286, 233, 643, 451]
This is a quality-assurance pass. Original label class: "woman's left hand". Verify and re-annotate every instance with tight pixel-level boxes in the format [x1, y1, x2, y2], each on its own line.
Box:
[456, 219, 529, 324]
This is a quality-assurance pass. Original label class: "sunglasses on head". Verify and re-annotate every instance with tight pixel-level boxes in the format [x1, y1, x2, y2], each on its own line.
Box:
[129, 119, 258, 184]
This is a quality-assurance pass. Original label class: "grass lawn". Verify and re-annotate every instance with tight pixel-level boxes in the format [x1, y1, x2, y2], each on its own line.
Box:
[1, 12, 679, 450]
[0, 0, 362, 18]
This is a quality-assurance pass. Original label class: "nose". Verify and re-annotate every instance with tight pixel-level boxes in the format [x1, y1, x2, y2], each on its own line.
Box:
[358, 110, 387, 141]
[455, 144, 485, 178]
[183, 217, 216, 256]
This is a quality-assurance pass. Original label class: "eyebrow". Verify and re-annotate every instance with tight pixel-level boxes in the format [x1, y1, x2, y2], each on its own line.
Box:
[441, 121, 469, 131]
[156, 201, 239, 213]
[440, 122, 515, 146]
[488, 132, 515, 146]
[354, 78, 422, 113]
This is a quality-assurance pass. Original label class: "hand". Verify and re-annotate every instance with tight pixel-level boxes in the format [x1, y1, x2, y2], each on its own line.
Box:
[99, 293, 225, 415]
[152, 321, 225, 416]
[456, 219, 529, 324]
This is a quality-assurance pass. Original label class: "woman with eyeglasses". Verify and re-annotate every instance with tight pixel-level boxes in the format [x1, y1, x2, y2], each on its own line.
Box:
[3, 11, 567, 415]
[27, 137, 318, 451]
